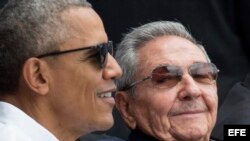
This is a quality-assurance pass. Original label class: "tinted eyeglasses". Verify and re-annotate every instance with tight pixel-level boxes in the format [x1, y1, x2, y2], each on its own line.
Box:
[121, 62, 219, 91]
[36, 41, 113, 68]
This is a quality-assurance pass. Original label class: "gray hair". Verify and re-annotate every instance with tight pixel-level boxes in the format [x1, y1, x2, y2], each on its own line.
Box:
[115, 21, 211, 96]
[0, 0, 91, 94]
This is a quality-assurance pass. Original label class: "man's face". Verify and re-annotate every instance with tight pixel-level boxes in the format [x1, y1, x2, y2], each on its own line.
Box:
[47, 8, 122, 134]
[126, 36, 217, 140]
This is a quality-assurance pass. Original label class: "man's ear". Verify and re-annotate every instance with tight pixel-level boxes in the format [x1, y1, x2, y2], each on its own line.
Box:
[22, 58, 49, 95]
[115, 91, 136, 129]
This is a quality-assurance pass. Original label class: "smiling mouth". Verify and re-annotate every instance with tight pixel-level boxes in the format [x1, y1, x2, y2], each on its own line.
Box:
[169, 109, 207, 117]
[175, 111, 204, 116]
[98, 92, 112, 98]
[97, 89, 116, 98]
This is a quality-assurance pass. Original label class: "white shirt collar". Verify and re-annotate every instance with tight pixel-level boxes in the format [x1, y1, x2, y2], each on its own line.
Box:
[0, 101, 59, 141]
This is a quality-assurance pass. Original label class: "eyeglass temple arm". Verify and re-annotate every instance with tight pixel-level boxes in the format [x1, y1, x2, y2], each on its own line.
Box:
[120, 76, 152, 91]
[36, 46, 98, 58]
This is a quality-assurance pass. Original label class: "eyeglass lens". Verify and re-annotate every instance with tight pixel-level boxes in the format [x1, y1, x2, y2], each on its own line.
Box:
[99, 41, 113, 68]
[151, 62, 218, 88]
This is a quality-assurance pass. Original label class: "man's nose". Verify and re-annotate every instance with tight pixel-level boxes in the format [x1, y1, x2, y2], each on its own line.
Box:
[178, 74, 202, 101]
[102, 54, 122, 80]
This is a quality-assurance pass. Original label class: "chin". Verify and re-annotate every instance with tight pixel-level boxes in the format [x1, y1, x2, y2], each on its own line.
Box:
[96, 115, 114, 131]
[173, 127, 209, 141]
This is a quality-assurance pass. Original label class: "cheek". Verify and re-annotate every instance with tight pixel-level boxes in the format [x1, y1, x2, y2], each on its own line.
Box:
[132, 90, 176, 134]
[151, 94, 174, 115]
[73, 69, 103, 93]
[51, 67, 102, 105]
[202, 86, 218, 123]
[136, 86, 175, 115]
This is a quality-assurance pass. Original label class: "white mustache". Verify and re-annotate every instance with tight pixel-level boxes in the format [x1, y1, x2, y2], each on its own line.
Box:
[168, 100, 208, 116]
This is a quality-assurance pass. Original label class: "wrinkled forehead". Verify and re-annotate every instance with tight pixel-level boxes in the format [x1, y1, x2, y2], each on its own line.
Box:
[137, 36, 207, 74]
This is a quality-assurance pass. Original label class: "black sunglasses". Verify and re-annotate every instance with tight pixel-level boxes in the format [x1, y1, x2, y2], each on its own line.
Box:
[36, 41, 113, 68]
[121, 62, 219, 91]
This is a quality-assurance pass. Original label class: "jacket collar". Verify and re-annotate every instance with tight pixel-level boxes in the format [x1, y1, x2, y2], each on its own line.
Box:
[243, 73, 250, 89]
[127, 129, 158, 141]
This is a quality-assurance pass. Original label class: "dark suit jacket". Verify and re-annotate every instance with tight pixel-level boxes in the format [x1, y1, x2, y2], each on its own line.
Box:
[0, 0, 7, 8]
[79, 133, 125, 141]
[128, 128, 219, 141]
[212, 74, 250, 140]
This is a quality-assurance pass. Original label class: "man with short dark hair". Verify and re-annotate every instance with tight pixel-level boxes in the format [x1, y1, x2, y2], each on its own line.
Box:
[0, 0, 122, 141]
